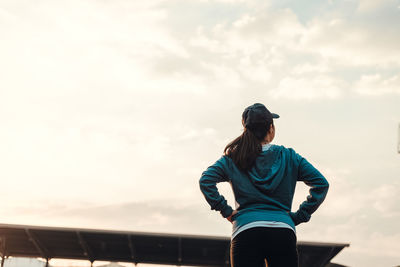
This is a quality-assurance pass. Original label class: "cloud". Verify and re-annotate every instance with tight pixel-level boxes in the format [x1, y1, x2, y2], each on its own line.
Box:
[270, 75, 344, 100]
[354, 74, 400, 95]
[173, 1, 400, 99]
[356, 0, 398, 13]
[371, 184, 400, 217]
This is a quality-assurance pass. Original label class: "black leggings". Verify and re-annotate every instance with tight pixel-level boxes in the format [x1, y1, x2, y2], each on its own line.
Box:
[230, 227, 299, 267]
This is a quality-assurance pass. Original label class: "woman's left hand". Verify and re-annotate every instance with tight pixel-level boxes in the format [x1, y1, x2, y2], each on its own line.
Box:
[226, 210, 238, 223]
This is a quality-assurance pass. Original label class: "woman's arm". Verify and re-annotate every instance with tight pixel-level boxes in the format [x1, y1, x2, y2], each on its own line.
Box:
[289, 155, 329, 226]
[199, 156, 234, 218]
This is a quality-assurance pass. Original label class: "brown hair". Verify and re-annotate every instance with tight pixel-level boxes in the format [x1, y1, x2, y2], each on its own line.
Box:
[224, 120, 272, 171]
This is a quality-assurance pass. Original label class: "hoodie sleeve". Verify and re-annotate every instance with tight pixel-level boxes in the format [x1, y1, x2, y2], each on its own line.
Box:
[199, 156, 234, 218]
[289, 153, 329, 226]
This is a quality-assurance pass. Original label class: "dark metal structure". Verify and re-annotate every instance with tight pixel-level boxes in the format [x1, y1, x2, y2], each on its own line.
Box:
[0, 223, 349, 267]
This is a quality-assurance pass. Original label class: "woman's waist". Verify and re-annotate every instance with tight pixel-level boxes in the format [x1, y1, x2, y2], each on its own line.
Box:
[232, 208, 295, 231]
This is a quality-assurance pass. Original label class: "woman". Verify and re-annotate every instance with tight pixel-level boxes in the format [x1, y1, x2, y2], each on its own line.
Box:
[199, 103, 329, 267]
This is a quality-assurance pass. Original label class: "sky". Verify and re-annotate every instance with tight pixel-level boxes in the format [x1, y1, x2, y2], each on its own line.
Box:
[0, 0, 400, 266]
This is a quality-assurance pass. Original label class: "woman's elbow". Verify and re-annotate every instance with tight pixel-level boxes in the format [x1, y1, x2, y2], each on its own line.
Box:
[325, 179, 330, 188]
[323, 179, 330, 194]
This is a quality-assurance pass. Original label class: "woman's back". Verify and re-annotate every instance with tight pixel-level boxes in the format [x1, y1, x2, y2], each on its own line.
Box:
[199, 143, 329, 238]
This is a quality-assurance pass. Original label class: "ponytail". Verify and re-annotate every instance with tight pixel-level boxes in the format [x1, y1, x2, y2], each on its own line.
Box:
[224, 128, 261, 171]
[224, 121, 272, 171]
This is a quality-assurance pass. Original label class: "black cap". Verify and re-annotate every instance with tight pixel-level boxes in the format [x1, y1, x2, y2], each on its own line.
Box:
[242, 103, 279, 128]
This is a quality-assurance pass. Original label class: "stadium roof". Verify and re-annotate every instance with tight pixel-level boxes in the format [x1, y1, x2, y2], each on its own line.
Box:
[0, 223, 349, 267]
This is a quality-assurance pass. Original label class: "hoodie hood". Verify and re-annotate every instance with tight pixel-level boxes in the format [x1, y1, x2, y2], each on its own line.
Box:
[247, 145, 286, 194]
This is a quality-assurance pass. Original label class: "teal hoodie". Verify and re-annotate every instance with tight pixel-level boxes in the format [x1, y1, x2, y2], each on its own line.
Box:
[199, 145, 329, 233]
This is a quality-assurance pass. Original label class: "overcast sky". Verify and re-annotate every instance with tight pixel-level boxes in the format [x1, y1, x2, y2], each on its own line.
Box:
[1, 0, 400, 266]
